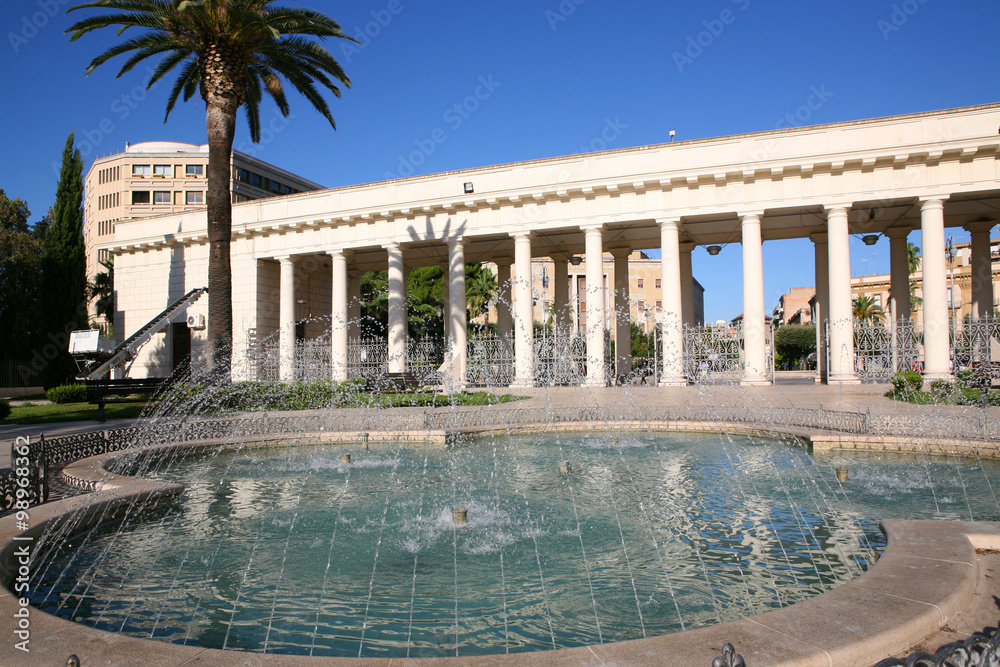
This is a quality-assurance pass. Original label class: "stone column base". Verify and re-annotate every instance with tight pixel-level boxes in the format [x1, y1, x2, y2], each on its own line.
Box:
[658, 375, 689, 387]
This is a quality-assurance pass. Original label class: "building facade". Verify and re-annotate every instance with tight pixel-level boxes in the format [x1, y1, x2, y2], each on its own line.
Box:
[84, 141, 323, 319]
[102, 104, 1000, 386]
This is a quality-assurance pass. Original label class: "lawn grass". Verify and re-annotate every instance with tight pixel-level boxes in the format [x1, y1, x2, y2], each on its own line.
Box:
[3, 401, 150, 425]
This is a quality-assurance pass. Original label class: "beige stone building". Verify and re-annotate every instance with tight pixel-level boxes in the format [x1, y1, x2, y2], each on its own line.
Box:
[84, 141, 322, 319]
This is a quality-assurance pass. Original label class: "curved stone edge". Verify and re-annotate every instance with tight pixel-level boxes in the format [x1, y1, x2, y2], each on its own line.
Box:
[0, 447, 994, 665]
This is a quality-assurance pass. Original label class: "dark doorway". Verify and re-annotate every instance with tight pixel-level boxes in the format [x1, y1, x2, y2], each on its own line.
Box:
[172, 323, 191, 373]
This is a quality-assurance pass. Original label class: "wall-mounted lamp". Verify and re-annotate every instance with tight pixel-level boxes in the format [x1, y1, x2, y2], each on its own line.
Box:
[463, 182, 474, 194]
[669, 129, 676, 142]
[569, 256, 582, 265]
[706, 245, 722, 256]
[296, 299, 307, 304]
[862, 234, 879, 246]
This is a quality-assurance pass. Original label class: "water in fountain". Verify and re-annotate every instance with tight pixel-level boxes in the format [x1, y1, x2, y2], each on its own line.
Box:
[11, 303, 1000, 658]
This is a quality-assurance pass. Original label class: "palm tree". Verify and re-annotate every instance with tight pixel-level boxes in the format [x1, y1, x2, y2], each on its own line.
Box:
[466, 265, 498, 323]
[853, 294, 886, 325]
[89, 256, 114, 335]
[907, 242, 921, 274]
[67, 0, 354, 378]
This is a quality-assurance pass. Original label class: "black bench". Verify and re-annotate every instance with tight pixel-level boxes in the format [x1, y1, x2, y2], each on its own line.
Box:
[365, 372, 439, 393]
[84, 378, 171, 422]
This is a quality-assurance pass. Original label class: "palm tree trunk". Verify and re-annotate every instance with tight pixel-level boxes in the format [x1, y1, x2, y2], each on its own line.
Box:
[206, 92, 237, 380]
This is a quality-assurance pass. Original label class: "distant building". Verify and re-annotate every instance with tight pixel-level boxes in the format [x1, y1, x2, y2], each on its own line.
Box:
[773, 287, 815, 326]
[83, 141, 323, 320]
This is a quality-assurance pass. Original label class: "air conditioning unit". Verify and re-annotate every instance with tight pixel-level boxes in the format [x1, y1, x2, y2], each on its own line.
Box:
[187, 314, 206, 329]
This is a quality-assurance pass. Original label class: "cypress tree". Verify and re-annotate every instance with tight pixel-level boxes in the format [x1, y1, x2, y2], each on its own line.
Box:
[40, 133, 86, 387]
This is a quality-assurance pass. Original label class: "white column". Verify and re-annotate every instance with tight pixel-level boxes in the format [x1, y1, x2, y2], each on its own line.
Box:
[511, 233, 535, 387]
[447, 238, 467, 387]
[921, 198, 951, 381]
[442, 265, 450, 344]
[658, 219, 687, 385]
[826, 205, 861, 384]
[583, 225, 606, 387]
[552, 257, 571, 338]
[886, 228, 912, 323]
[347, 272, 361, 341]
[811, 233, 829, 383]
[740, 212, 769, 385]
[611, 248, 631, 383]
[328, 250, 349, 382]
[278, 256, 296, 383]
[966, 221, 995, 320]
[496, 261, 513, 347]
[680, 242, 695, 327]
[385, 243, 406, 373]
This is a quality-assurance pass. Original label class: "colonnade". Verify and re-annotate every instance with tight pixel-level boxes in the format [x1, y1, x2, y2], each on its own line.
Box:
[271, 198, 992, 387]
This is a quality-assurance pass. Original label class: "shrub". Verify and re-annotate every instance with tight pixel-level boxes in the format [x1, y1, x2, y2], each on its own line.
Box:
[890, 370, 923, 395]
[0, 399, 10, 422]
[929, 379, 958, 401]
[46, 384, 87, 404]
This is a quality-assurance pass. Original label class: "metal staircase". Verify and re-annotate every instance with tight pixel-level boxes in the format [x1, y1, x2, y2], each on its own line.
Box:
[78, 287, 207, 380]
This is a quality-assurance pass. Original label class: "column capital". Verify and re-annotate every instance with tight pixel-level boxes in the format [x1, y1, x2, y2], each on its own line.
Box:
[326, 248, 351, 259]
[824, 204, 853, 215]
[883, 226, 912, 240]
[382, 241, 402, 251]
[737, 210, 765, 221]
[609, 246, 632, 258]
[657, 218, 682, 231]
[275, 254, 296, 264]
[964, 220, 996, 235]
[918, 195, 949, 208]
[509, 231, 535, 240]
[446, 235, 466, 247]
[580, 223, 605, 234]
[678, 241, 695, 253]
[809, 231, 828, 244]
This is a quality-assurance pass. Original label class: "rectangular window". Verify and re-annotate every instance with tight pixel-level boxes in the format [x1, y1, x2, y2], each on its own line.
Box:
[237, 168, 251, 183]
[185, 164, 203, 177]
[655, 300, 662, 310]
[131, 191, 150, 204]
[637, 277, 644, 288]
[185, 191, 204, 206]
[655, 278, 662, 289]
[270, 180, 281, 193]
[132, 164, 150, 176]
[281, 184, 291, 195]
[251, 173, 262, 187]
[153, 191, 171, 204]
[152, 164, 170, 176]
[637, 300, 645, 310]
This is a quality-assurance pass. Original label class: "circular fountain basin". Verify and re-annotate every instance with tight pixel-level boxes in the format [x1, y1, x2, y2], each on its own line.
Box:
[17, 430, 1000, 659]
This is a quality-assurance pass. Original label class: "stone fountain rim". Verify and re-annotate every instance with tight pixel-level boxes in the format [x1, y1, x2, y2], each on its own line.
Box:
[1, 435, 998, 666]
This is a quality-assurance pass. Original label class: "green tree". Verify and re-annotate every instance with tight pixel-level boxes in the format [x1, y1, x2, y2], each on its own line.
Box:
[40, 134, 87, 387]
[466, 264, 497, 323]
[68, 0, 355, 378]
[0, 190, 44, 362]
[773, 324, 816, 367]
[907, 242, 920, 274]
[852, 294, 885, 325]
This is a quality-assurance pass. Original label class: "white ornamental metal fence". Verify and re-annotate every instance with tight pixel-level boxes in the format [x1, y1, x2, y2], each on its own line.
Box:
[683, 322, 773, 385]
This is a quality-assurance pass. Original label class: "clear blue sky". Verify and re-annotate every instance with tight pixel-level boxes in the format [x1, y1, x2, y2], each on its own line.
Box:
[1, 0, 997, 322]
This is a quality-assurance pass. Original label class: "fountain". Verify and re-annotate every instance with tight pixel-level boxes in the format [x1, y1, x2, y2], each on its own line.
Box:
[4, 337, 1000, 664]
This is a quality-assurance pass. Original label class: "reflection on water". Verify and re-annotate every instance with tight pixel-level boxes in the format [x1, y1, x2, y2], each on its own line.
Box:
[24, 432, 1000, 656]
